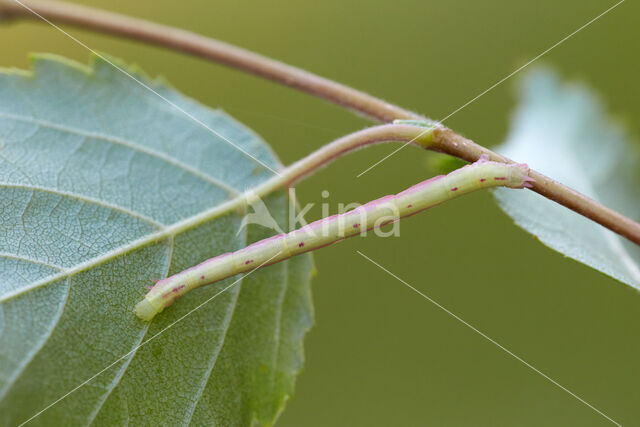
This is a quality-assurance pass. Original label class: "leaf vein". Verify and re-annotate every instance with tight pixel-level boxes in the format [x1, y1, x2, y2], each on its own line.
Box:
[270, 260, 289, 382]
[0, 252, 63, 271]
[0, 278, 71, 401]
[0, 182, 164, 229]
[182, 225, 248, 425]
[85, 237, 175, 425]
[0, 112, 240, 197]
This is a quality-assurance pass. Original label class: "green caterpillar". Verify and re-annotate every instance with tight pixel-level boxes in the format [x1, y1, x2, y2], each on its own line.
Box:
[135, 156, 533, 321]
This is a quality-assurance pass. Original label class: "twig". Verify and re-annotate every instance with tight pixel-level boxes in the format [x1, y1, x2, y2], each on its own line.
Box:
[2, 0, 639, 245]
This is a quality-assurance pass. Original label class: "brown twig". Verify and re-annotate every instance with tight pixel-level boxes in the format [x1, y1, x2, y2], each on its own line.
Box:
[2, 0, 639, 245]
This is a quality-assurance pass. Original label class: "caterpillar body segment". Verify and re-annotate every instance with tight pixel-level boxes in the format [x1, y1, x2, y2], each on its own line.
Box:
[135, 157, 532, 321]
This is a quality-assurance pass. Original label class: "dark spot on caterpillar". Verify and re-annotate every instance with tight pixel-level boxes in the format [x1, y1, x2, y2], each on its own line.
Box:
[494, 177, 506, 181]
[245, 259, 254, 265]
[298, 242, 304, 247]
[451, 187, 458, 191]
[200, 275, 205, 280]
[353, 223, 360, 228]
[407, 204, 412, 208]
[172, 284, 186, 293]
[480, 178, 486, 182]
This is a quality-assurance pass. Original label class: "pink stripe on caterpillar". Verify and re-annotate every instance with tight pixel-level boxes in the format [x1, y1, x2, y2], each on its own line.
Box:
[135, 159, 533, 321]
[359, 195, 396, 210]
[396, 175, 444, 197]
[302, 214, 340, 232]
[244, 233, 287, 251]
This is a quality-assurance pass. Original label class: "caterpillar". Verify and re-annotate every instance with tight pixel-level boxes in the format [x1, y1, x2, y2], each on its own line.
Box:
[135, 156, 533, 321]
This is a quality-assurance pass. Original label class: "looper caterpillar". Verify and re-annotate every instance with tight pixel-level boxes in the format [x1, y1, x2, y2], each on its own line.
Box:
[135, 156, 533, 321]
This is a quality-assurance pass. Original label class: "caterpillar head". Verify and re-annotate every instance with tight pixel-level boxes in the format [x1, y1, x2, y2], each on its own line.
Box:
[506, 162, 534, 189]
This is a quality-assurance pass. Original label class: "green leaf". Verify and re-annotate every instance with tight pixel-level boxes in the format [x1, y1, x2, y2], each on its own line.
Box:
[0, 53, 314, 426]
[494, 68, 640, 290]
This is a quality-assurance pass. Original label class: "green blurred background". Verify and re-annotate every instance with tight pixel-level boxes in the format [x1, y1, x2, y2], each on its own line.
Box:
[2, 0, 639, 425]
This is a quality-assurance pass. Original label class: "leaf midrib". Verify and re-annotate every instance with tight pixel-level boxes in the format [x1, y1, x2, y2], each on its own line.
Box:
[0, 177, 262, 304]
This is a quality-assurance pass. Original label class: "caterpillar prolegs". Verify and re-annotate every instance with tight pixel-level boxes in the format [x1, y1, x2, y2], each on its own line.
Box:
[135, 156, 533, 321]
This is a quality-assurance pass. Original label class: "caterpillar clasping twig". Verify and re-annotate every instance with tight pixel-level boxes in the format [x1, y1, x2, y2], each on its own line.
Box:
[135, 154, 533, 321]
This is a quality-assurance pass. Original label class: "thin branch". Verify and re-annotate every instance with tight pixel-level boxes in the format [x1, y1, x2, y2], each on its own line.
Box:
[228, 124, 436, 199]
[2, 0, 640, 246]
[429, 128, 640, 245]
[278, 124, 434, 187]
[0, 0, 418, 122]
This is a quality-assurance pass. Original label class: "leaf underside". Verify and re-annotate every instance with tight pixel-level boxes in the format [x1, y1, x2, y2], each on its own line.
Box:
[0, 53, 314, 426]
[495, 68, 640, 290]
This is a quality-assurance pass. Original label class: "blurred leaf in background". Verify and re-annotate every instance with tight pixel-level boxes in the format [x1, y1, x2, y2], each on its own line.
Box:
[495, 69, 640, 290]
